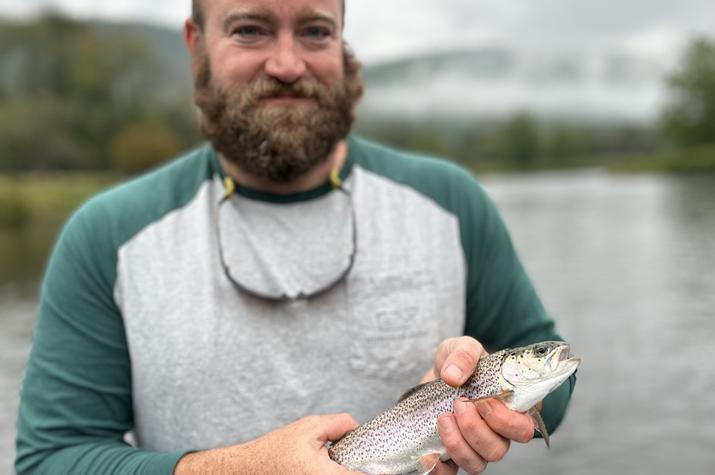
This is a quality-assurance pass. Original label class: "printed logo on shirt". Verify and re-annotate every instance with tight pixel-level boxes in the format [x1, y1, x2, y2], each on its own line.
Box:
[346, 270, 440, 380]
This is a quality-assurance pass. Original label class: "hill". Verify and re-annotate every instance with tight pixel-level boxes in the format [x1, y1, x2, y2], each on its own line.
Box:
[1, 16, 669, 123]
[360, 47, 667, 122]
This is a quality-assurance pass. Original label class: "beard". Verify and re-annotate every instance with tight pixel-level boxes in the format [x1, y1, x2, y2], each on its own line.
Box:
[192, 44, 364, 183]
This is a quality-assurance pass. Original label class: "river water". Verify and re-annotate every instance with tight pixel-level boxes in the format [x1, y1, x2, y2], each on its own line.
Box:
[1, 169, 714, 474]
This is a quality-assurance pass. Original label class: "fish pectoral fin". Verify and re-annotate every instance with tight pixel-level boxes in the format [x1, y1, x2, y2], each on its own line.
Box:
[529, 406, 550, 448]
[414, 452, 442, 475]
[467, 389, 515, 404]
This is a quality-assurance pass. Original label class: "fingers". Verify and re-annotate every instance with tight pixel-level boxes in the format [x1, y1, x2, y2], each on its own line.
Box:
[437, 413, 488, 475]
[438, 398, 530, 474]
[314, 413, 360, 442]
[431, 460, 459, 475]
[453, 399, 510, 462]
[435, 337, 486, 387]
[474, 399, 535, 444]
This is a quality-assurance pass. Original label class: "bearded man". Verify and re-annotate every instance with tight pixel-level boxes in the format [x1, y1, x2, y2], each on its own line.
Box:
[15, 1, 576, 474]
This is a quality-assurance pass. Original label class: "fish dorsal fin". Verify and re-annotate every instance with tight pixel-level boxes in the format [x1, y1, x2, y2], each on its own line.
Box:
[529, 406, 551, 448]
[397, 382, 432, 403]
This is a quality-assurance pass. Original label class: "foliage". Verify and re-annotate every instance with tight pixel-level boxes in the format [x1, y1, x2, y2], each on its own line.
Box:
[4, 15, 709, 175]
[502, 113, 540, 166]
[0, 172, 117, 220]
[661, 36, 715, 147]
[0, 190, 29, 227]
[0, 172, 117, 286]
[607, 144, 715, 173]
[109, 121, 184, 174]
[355, 116, 658, 172]
[0, 97, 99, 170]
[0, 14, 199, 172]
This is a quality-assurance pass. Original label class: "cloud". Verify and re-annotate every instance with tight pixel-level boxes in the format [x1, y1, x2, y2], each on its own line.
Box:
[1, 0, 713, 63]
[343, 1, 714, 67]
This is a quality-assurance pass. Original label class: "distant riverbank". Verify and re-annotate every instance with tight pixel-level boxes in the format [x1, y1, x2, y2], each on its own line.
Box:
[0, 172, 117, 226]
[2, 144, 714, 222]
[467, 144, 715, 174]
[1, 148, 713, 285]
[0, 173, 117, 286]
[607, 143, 715, 173]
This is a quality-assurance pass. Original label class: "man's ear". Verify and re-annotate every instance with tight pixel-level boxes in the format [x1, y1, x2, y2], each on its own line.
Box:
[184, 19, 204, 80]
[184, 19, 201, 54]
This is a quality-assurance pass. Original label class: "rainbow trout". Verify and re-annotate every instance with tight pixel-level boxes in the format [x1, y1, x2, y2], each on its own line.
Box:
[328, 341, 580, 475]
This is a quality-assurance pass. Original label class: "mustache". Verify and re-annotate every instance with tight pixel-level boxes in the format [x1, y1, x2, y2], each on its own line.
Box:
[243, 77, 326, 103]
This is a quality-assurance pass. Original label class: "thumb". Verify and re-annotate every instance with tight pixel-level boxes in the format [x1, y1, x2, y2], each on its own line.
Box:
[435, 336, 486, 387]
[317, 413, 360, 442]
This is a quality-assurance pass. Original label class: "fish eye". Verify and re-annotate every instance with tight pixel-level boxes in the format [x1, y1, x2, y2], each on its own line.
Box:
[534, 345, 549, 356]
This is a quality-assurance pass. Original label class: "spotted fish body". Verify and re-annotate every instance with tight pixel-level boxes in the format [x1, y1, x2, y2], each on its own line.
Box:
[328, 341, 580, 475]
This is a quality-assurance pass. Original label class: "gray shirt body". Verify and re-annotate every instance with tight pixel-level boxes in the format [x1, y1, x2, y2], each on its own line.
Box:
[16, 136, 574, 474]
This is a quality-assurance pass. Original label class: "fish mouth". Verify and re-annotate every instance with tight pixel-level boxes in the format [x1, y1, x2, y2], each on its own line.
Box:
[547, 344, 581, 373]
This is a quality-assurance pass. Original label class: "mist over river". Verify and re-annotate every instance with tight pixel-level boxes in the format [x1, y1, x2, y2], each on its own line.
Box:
[1, 169, 714, 474]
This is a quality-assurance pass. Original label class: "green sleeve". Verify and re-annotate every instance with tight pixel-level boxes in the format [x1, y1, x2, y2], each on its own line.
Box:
[346, 136, 577, 434]
[456, 171, 576, 434]
[15, 201, 185, 474]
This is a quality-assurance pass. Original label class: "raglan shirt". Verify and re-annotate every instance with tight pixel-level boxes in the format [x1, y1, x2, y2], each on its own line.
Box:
[15, 136, 576, 474]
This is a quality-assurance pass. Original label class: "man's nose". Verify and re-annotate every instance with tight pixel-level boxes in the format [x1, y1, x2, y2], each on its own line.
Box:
[264, 35, 307, 83]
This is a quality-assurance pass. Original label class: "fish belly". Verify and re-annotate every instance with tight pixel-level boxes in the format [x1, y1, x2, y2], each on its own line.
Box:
[335, 427, 446, 474]
[329, 381, 458, 474]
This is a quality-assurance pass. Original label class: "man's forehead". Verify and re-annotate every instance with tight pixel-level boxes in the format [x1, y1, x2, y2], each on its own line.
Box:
[207, 0, 342, 23]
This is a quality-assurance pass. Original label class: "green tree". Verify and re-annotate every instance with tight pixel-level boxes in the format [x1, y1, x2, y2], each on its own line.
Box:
[109, 121, 184, 174]
[662, 36, 715, 147]
[0, 14, 182, 171]
[502, 112, 541, 166]
[0, 98, 96, 171]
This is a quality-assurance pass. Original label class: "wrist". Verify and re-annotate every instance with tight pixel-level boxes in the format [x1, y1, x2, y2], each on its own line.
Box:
[173, 450, 208, 475]
[173, 445, 247, 474]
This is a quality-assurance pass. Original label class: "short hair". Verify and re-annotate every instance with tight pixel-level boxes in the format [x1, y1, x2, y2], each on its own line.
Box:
[191, 0, 346, 30]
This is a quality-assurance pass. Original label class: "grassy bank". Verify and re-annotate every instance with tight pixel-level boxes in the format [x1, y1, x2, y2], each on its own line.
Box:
[0, 173, 120, 286]
[467, 144, 715, 175]
[607, 144, 715, 173]
[0, 172, 118, 226]
[3, 142, 713, 225]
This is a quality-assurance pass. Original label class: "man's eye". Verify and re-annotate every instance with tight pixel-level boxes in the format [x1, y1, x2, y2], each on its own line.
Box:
[303, 26, 331, 41]
[233, 25, 265, 40]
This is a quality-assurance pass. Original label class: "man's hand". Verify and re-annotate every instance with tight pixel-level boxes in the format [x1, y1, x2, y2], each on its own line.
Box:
[174, 413, 363, 475]
[425, 337, 535, 475]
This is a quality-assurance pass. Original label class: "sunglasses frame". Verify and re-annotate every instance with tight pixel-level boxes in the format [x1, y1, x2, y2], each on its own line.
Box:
[214, 173, 356, 302]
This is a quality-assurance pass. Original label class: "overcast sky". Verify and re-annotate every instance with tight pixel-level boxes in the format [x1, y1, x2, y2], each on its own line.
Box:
[1, 0, 714, 66]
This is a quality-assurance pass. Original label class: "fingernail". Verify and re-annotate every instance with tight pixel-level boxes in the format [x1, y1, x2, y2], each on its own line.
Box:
[444, 364, 464, 382]
[453, 399, 466, 415]
[476, 399, 493, 418]
[438, 414, 455, 434]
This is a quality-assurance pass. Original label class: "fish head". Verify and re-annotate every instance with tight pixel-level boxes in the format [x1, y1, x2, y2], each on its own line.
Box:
[499, 341, 580, 411]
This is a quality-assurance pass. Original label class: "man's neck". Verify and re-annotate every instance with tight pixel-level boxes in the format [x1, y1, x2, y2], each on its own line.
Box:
[219, 140, 348, 195]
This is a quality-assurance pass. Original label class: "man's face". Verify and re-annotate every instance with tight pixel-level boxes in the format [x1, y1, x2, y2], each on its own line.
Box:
[186, 0, 363, 182]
